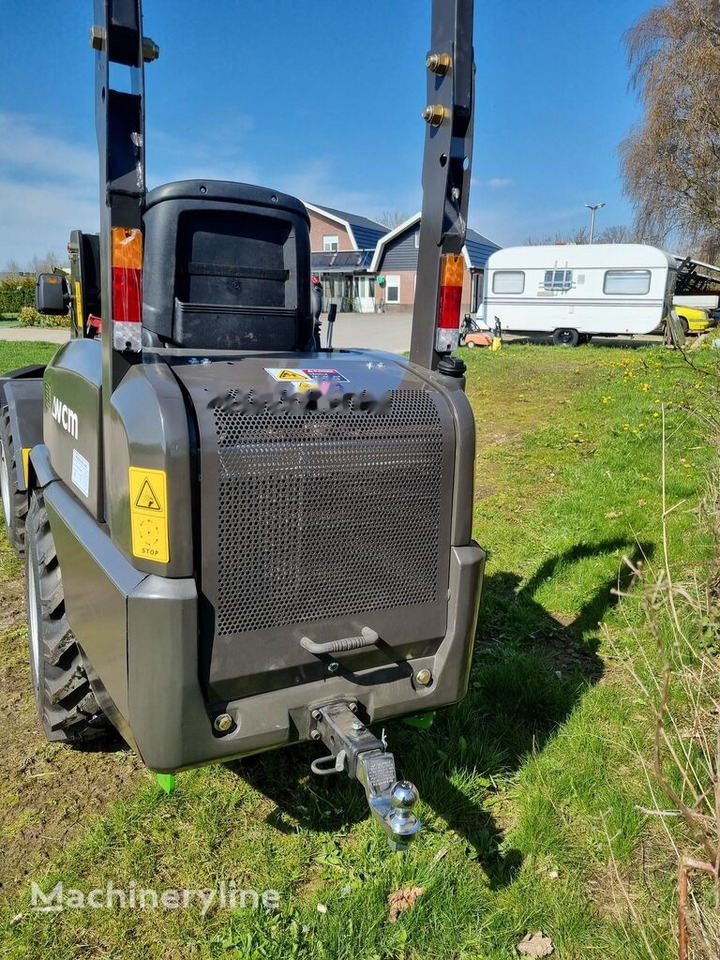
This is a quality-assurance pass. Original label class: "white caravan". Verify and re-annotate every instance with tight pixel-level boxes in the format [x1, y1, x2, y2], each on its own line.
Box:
[479, 244, 677, 345]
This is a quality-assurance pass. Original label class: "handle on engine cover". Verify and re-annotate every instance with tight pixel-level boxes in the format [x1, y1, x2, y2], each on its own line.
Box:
[300, 627, 379, 656]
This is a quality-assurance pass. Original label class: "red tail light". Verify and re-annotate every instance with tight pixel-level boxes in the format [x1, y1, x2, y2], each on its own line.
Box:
[435, 254, 464, 352]
[111, 227, 143, 350]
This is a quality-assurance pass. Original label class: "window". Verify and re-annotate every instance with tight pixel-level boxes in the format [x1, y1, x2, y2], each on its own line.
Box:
[603, 270, 651, 295]
[323, 235, 339, 252]
[543, 269, 573, 291]
[386, 275, 400, 303]
[492, 270, 524, 294]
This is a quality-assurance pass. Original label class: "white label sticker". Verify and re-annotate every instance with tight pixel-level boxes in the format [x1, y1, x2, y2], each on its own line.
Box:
[71, 449, 90, 498]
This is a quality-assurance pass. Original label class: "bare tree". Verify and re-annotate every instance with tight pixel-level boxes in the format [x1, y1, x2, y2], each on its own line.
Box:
[3, 252, 65, 276]
[595, 224, 634, 244]
[3, 258, 23, 277]
[376, 210, 413, 229]
[524, 227, 590, 246]
[27, 251, 65, 273]
[620, 0, 720, 252]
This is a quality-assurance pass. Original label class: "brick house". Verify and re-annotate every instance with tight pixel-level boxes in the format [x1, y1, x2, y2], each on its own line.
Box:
[369, 213, 501, 314]
[305, 203, 388, 312]
[305, 204, 501, 314]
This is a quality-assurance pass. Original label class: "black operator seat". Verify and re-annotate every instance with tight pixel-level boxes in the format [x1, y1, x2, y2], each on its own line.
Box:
[142, 180, 314, 351]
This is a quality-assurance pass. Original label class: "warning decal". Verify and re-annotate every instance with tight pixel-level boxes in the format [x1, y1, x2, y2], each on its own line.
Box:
[265, 368, 310, 382]
[129, 466, 170, 563]
[135, 479, 162, 510]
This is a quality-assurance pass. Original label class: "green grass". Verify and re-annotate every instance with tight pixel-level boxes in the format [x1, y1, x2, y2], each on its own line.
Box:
[0, 340, 717, 958]
[0, 341, 59, 371]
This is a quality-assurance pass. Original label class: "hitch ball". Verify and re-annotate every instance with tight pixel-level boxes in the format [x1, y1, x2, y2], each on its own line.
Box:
[391, 780, 419, 809]
[387, 780, 421, 852]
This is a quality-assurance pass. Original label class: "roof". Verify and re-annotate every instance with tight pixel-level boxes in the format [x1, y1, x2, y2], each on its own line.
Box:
[304, 202, 388, 251]
[487, 243, 676, 270]
[311, 250, 375, 272]
[464, 228, 502, 269]
[370, 213, 502, 272]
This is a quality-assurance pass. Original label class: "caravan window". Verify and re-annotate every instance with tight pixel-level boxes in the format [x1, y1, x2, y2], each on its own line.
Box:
[603, 270, 651, 295]
[492, 271, 524, 294]
[543, 269, 573, 291]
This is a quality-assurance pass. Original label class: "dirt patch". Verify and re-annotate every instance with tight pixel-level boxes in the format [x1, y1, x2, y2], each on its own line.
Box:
[0, 565, 142, 906]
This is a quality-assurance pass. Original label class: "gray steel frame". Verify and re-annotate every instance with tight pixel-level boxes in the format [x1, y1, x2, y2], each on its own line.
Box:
[410, 0, 475, 371]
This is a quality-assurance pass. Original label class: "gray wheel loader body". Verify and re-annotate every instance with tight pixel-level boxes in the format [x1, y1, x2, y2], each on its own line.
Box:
[1, 0, 482, 847]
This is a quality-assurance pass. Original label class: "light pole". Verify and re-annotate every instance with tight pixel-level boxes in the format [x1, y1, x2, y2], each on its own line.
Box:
[585, 202, 605, 244]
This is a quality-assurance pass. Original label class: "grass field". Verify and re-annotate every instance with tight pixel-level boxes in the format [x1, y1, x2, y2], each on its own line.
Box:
[0, 339, 716, 959]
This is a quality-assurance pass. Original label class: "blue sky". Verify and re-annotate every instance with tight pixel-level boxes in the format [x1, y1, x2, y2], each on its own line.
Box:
[0, 0, 655, 266]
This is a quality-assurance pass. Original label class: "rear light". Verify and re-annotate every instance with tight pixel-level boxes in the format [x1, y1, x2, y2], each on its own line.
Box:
[435, 254, 464, 353]
[111, 227, 143, 351]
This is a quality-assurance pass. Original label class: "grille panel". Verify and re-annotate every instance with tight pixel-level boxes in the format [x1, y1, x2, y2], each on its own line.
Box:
[212, 390, 446, 636]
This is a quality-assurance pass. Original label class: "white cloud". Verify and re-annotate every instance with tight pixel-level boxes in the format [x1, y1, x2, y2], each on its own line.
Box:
[0, 112, 96, 185]
[0, 110, 394, 265]
[0, 113, 98, 267]
[0, 179, 99, 267]
[487, 177, 515, 189]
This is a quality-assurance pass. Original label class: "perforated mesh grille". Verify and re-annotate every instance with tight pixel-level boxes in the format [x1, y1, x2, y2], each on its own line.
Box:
[212, 390, 446, 636]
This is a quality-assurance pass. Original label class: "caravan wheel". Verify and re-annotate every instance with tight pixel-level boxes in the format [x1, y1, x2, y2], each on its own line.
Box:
[552, 328, 580, 347]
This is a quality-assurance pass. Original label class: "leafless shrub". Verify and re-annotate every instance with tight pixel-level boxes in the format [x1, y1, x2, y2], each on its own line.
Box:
[609, 408, 720, 959]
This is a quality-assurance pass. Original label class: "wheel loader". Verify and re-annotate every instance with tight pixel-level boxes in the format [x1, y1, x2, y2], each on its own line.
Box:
[0, 0, 483, 850]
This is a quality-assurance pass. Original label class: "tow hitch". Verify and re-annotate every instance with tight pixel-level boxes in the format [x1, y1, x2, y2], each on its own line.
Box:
[308, 700, 421, 851]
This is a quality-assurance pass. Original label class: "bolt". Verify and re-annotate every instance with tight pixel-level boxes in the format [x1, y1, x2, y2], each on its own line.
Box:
[352, 721, 363, 731]
[426, 52, 451, 76]
[328, 662, 339, 674]
[213, 713, 233, 733]
[311, 709, 322, 721]
[422, 104, 446, 127]
[142, 36, 160, 62]
[416, 668, 432, 687]
[310, 729, 321, 741]
[89, 25, 105, 51]
[348, 701, 358, 713]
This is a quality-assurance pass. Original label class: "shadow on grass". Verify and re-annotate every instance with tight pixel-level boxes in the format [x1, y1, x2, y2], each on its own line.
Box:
[229, 537, 652, 890]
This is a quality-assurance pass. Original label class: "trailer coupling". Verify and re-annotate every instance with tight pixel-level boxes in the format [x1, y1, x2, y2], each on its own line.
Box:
[308, 700, 421, 851]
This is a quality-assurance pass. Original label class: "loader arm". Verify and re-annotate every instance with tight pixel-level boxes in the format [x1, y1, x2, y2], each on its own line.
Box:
[411, 0, 475, 372]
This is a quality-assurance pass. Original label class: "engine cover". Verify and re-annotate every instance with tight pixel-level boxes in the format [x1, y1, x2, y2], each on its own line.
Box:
[173, 353, 457, 703]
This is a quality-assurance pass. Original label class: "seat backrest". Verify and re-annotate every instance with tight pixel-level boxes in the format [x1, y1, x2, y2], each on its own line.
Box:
[142, 180, 313, 350]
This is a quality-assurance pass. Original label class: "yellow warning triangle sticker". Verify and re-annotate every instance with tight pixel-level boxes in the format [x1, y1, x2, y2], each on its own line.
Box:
[278, 369, 309, 381]
[135, 479, 162, 511]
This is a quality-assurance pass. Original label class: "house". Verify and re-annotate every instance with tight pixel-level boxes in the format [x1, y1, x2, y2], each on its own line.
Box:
[305, 203, 388, 312]
[304, 204, 501, 314]
[369, 213, 501, 314]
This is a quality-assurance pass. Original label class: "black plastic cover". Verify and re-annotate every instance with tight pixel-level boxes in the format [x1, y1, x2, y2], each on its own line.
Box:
[36, 274, 69, 316]
[142, 180, 313, 351]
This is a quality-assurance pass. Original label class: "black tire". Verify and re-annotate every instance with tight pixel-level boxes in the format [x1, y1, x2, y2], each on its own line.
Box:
[0, 405, 28, 556]
[552, 328, 580, 347]
[679, 316, 690, 336]
[25, 491, 109, 742]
